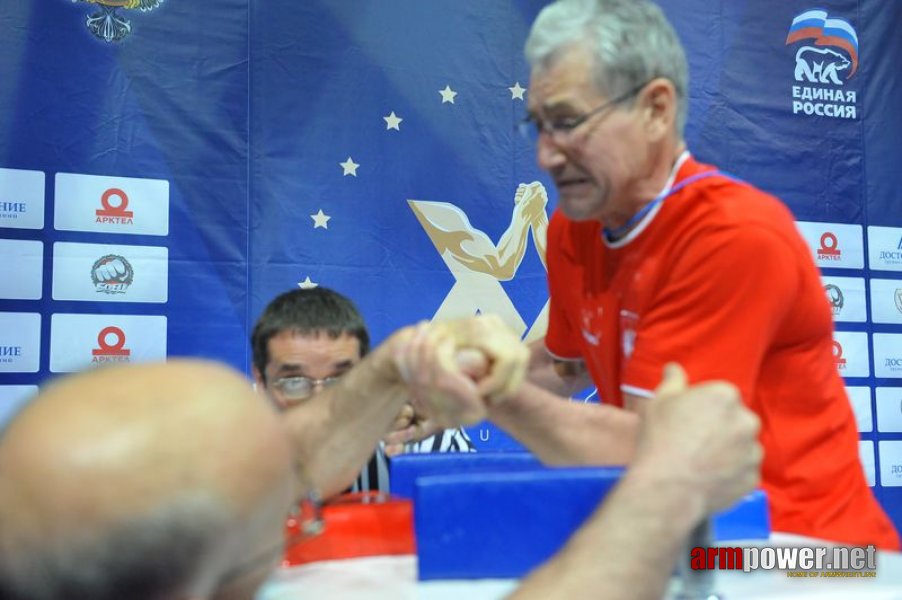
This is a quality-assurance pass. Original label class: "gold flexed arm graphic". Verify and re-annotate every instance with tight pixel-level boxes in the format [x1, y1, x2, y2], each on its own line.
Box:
[408, 182, 548, 281]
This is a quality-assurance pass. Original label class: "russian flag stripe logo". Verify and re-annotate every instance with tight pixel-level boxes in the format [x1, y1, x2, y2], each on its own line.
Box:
[786, 10, 858, 77]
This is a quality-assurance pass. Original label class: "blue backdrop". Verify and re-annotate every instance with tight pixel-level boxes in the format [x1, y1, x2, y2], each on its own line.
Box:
[1, 0, 900, 531]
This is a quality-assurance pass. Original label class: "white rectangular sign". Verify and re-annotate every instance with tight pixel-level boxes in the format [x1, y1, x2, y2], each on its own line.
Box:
[845, 386, 872, 433]
[868, 226, 902, 272]
[52, 242, 168, 303]
[821, 276, 866, 322]
[878, 441, 902, 487]
[870, 278, 902, 325]
[0, 167, 45, 230]
[50, 313, 167, 373]
[876, 387, 902, 433]
[54, 172, 169, 236]
[0, 239, 43, 300]
[0, 312, 41, 373]
[796, 221, 864, 270]
[833, 331, 869, 378]
[873, 333, 902, 379]
[860, 441, 876, 487]
[0, 385, 38, 425]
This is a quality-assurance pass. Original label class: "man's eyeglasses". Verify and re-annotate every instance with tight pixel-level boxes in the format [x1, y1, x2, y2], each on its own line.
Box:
[271, 375, 341, 401]
[519, 80, 650, 144]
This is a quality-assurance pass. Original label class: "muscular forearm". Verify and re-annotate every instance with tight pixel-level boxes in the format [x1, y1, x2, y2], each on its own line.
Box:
[282, 337, 408, 498]
[509, 464, 704, 600]
[488, 381, 638, 465]
[525, 339, 591, 397]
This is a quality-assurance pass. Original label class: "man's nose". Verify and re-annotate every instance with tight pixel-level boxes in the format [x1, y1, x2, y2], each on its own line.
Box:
[535, 133, 568, 171]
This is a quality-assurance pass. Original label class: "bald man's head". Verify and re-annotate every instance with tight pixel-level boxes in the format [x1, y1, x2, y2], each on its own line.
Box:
[0, 360, 294, 600]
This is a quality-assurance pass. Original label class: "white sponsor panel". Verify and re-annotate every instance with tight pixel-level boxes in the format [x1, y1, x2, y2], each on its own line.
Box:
[869, 278, 902, 325]
[845, 386, 872, 432]
[878, 441, 902, 487]
[868, 226, 902, 272]
[796, 221, 864, 270]
[52, 242, 168, 303]
[832, 331, 869, 378]
[0, 385, 37, 425]
[54, 172, 169, 236]
[860, 441, 876, 487]
[49, 314, 167, 373]
[0, 167, 45, 230]
[0, 239, 43, 300]
[821, 276, 866, 322]
[0, 312, 40, 373]
[873, 333, 902, 379]
[876, 387, 902, 433]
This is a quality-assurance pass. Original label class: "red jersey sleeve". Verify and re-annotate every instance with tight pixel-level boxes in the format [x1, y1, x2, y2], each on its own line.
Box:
[622, 223, 799, 401]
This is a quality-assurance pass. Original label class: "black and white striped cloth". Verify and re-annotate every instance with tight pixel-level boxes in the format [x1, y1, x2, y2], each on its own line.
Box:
[349, 428, 475, 494]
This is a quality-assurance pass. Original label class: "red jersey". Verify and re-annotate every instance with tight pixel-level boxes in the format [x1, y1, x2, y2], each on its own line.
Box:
[545, 153, 899, 549]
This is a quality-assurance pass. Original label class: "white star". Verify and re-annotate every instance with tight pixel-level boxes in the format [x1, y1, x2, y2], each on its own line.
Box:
[439, 85, 457, 104]
[298, 276, 318, 289]
[383, 111, 403, 131]
[509, 82, 526, 100]
[339, 156, 359, 176]
[310, 209, 331, 229]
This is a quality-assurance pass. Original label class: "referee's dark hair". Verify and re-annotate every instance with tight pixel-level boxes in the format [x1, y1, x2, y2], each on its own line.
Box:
[251, 287, 370, 383]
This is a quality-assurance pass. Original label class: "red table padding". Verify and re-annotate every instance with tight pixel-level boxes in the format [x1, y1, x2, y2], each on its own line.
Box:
[282, 492, 415, 566]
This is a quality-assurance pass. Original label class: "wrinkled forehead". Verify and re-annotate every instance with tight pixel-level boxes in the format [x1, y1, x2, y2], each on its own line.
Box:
[527, 44, 604, 112]
[265, 329, 363, 366]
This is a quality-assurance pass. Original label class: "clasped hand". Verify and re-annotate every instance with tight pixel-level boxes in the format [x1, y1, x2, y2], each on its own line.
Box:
[386, 315, 528, 454]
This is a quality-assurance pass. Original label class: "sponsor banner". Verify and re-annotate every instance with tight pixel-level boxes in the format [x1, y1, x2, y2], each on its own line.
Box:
[860, 441, 876, 487]
[52, 242, 168, 303]
[0, 239, 43, 300]
[832, 331, 869, 378]
[858, 440, 877, 487]
[876, 387, 902, 433]
[869, 278, 902, 324]
[49, 314, 167, 373]
[0, 167, 45, 230]
[54, 173, 169, 236]
[846, 386, 872, 433]
[0, 312, 41, 373]
[821, 276, 866, 322]
[0, 385, 38, 425]
[796, 222, 863, 270]
[878, 441, 902, 487]
[873, 333, 902, 379]
[867, 226, 902, 272]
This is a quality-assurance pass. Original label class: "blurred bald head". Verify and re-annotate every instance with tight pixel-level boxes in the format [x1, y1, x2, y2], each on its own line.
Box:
[0, 360, 294, 600]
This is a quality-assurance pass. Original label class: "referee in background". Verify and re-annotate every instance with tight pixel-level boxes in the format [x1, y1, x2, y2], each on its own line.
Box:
[251, 286, 474, 494]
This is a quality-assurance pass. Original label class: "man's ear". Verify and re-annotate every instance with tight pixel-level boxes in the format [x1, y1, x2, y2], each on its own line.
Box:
[639, 77, 677, 142]
[252, 365, 265, 388]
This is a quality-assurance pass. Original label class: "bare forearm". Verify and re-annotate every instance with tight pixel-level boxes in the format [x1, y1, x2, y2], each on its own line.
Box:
[488, 381, 638, 465]
[510, 467, 704, 600]
[282, 341, 408, 498]
[525, 339, 590, 397]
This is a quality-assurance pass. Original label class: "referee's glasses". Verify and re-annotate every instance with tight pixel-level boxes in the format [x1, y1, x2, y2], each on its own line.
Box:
[271, 375, 342, 402]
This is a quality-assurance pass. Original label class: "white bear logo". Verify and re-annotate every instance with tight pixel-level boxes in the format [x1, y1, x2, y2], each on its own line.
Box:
[794, 47, 851, 85]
